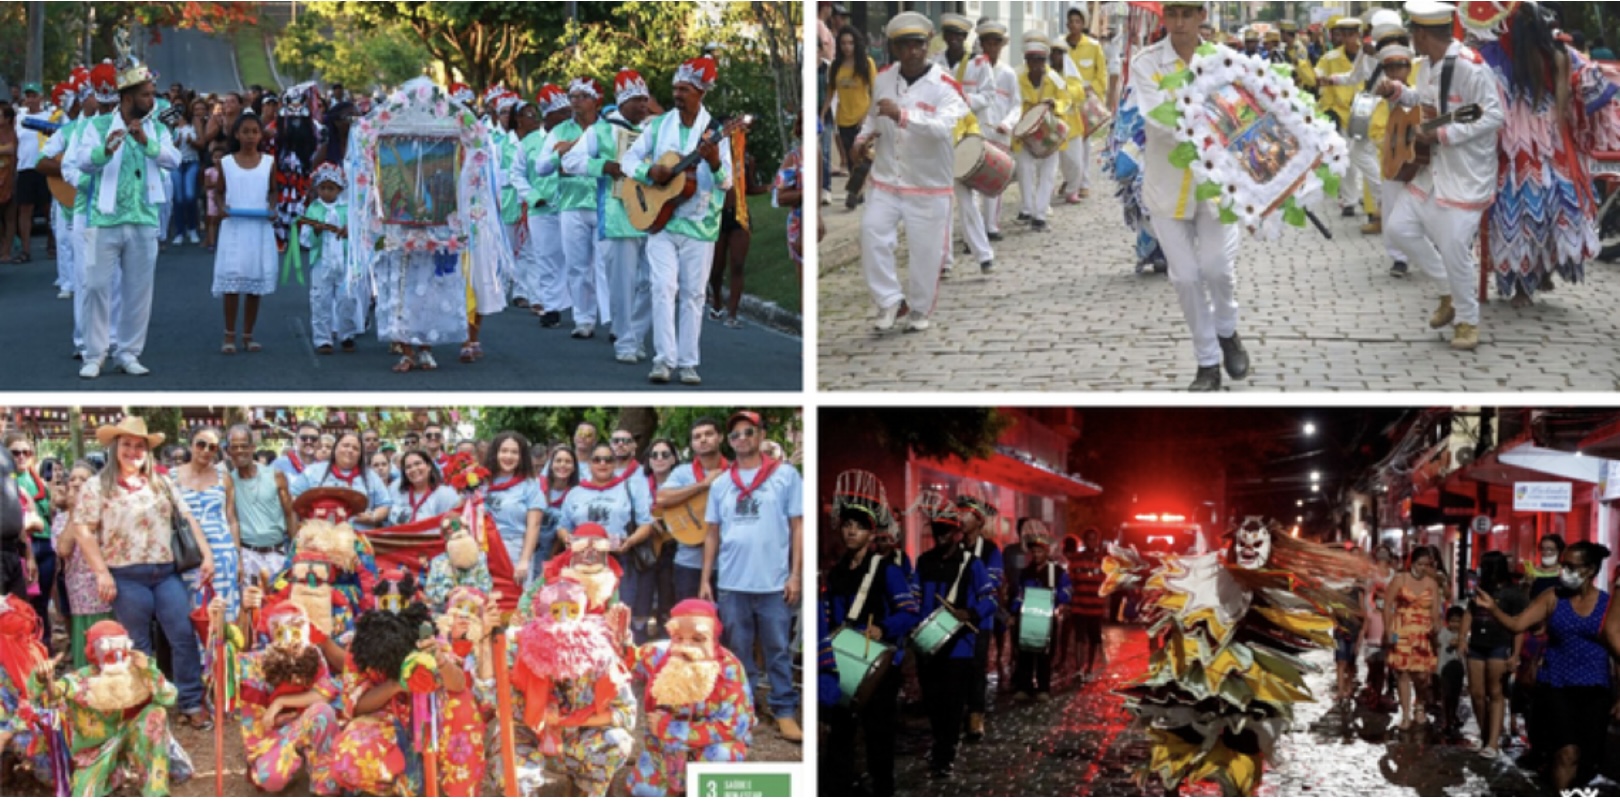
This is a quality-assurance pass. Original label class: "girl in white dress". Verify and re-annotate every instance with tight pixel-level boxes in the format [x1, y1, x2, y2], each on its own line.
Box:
[212, 113, 278, 354]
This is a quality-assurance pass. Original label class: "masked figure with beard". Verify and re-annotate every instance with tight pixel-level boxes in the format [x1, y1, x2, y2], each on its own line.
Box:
[264, 494, 374, 662]
[1101, 516, 1370, 796]
[543, 522, 623, 614]
[52, 620, 183, 796]
[212, 597, 341, 793]
[509, 580, 635, 795]
[625, 598, 753, 796]
[273, 82, 322, 252]
[425, 516, 495, 611]
[428, 585, 497, 796]
[0, 595, 55, 783]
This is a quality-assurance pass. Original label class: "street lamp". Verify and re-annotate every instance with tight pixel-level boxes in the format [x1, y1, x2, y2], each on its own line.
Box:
[1311, 483, 1320, 493]
[1296, 500, 1304, 507]
[1303, 422, 1317, 436]
[1310, 471, 1320, 482]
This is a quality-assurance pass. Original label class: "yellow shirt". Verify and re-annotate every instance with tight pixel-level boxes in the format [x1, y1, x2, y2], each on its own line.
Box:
[1065, 35, 1109, 99]
[832, 57, 877, 128]
[1016, 69, 1071, 152]
[1317, 46, 1361, 130]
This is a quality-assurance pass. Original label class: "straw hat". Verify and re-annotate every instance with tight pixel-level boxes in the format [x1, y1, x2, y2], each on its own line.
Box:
[95, 417, 166, 449]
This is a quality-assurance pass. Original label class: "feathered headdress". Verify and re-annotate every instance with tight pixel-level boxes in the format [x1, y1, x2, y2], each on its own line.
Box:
[311, 162, 347, 191]
[568, 77, 603, 99]
[614, 68, 649, 105]
[832, 470, 892, 529]
[673, 56, 718, 92]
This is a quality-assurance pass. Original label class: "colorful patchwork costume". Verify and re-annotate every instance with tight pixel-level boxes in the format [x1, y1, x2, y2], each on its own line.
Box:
[231, 601, 343, 794]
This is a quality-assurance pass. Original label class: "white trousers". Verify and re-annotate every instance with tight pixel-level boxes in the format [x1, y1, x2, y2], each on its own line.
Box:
[954, 184, 993, 263]
[1340, 146, 1362, 209]
[310, 255, 366, 347]
[71, 211, 120, 355]
[239, 549, 287, 585]
[1016, 150, 1059, 222]
[83, 224, 158, 367]
[1151, 204, 1242, 368]
[1384, 188, 1483, 326]
[52, 204, 75, 291]
[561, 210, 602, 327]
[608, 237, 653, 359]
[1349, 139, 1383, 217]
[1380, 180, 1415, 262]
[646, 232, 715, 369]
[1059, 136, 1092, 193]
[861, 187, 953, 317]
[523, 212, 571, 314]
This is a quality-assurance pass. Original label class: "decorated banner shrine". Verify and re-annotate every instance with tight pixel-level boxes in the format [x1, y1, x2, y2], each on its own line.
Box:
[1149, 42, 1349, 238]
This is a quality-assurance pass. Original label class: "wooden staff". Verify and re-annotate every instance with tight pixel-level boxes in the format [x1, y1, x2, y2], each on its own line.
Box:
[490, 625, 519, 797]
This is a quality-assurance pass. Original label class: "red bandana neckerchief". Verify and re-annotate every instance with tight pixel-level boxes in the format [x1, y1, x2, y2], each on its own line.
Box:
[692, 456, 730, 482]
[730, 458, 780, 502]
[578, 468, 635, 493]
[17, 468, 45, 503]
[287, 450, 307, 474]
[489, 474, 527, 494]
[406, 487, 434, 521]
[540, 478, 571, 508]
[328, 464, 363, 487]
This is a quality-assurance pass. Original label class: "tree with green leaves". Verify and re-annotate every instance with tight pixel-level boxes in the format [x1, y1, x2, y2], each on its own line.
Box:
[274, 12, 430, 89]
[831, 409, 1012, 463]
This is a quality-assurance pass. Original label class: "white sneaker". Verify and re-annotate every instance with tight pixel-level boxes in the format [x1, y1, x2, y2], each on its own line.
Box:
[648, 364, 672, 384]
[57, 289, 72, 300]
[874, 303, 902, 332]
[117, 359, 151, 376]
[170, 235, 184, 247]
[79, 361, 102, 380]
[905, 313, 932, 332]
[615, 352, 640, 365]
[679, 367, 702, 386]
[187, 231, 201, 245]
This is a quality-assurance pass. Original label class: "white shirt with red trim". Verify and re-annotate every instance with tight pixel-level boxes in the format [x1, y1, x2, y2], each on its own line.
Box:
[1393, 40, 1504, 211]
[857, 62, 970, 193]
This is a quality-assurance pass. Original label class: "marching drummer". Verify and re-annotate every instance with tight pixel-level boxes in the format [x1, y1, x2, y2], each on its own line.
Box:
[1133, 0, 1251, 392]
[821, 473, 920, 796]
[1057, 7, 1109, 204]
[912, 494, 996, 780]
[1009, 528, 1071, 703]
[855, 12, 970, 333]
[1014, 32, 1069, 233]
[968, 20, 1022, 247]
[934, 12, 996, 276]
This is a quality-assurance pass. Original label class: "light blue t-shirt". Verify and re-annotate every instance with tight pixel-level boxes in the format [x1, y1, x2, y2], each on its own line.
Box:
[485, 477, 543, 559]
[291, 462, 392, 529]
[271, 452, 312, 481]
[387, 483, 462, 526]
[558, 479, 652, 550]
[662, 463, 710, 570]
[705, 462, 803, 593]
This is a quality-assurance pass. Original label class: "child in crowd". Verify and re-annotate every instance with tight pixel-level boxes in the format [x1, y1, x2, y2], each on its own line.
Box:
[299, 163, 361, 355]
[204, 140, 228, 251]
[213, 113, 278, 354]
[1437, 606, 1466, 740]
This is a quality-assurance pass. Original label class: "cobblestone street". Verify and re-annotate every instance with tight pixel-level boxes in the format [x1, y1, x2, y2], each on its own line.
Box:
[818, 177, 1620, 392]
[872, 624, 1619, 796]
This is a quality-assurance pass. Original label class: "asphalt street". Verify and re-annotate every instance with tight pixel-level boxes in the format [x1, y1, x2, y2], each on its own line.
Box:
[0, 241, 802, 392]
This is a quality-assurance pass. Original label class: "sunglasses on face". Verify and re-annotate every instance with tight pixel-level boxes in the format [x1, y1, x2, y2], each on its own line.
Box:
[9, 449, 32, 458]
[193, 441, 217, 451]
[299, 435, 319, 443]
[650, 450, 675, 459]
[611, 437, 634, 445]
[728, 427, 758, 442]
[426, 433, 443, 440]
[590, 456, 614, 464]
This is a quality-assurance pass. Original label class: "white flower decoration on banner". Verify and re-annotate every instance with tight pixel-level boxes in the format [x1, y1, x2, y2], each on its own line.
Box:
[1149, 43, 1349, 240]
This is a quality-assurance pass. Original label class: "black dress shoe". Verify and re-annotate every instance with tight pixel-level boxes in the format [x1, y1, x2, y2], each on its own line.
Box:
[1218, 333, 1251, 380]
[540, 311, 563, 328]
[987, 231, 1004, 242]
[1031, 220, 1048, 232]
[1015, 212, 1030, 223]
[1341, 207, 1358, 218]
[1390, 261, 1409, 278]
[1189, 365, 1222, 392]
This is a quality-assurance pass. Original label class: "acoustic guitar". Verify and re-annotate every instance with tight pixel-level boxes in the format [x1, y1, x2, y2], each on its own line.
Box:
[1383, 103, 1484, 183]
[617, 115, 753, 235]
[661, 490, 710, 547]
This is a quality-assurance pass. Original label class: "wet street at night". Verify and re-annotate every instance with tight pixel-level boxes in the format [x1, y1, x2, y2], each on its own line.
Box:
[885, 625, 1619, 796]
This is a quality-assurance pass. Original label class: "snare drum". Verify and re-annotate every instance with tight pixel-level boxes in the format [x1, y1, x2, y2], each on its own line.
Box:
[911, 607, 966, 657]
[1347, 93, 1381, 141]
[1014, 106, 1069, 159]
[1018, 588, 1057, 652]
[953, 135, 1015, 197]
[830, 627, 896, 709]
[1080, 96, 1114, 139]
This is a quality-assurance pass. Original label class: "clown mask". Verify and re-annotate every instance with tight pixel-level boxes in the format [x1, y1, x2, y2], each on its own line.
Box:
[85, 635, 153, 712]
[289, 560, 337, 636]
[652, 617, 721, 707]
[1234, 518, 1274, 570]
[445, 524, 482, 571]
[436, 590, 489, 657]
[569, 536, 608, 573]
[269, 611, 312, 653]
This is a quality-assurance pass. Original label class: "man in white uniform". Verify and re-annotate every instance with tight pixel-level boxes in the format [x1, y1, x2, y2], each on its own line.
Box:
[1132, 0, 1250, 392]
[933, 12, 996, 275]
[856, 12, 969, 334]
[968, 21, 1020, 248]
[1376, 0, 1504, 351]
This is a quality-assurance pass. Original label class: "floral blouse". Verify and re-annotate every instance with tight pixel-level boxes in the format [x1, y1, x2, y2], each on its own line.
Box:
[52, 512, 110, 616]
[75, 477, 176, 570]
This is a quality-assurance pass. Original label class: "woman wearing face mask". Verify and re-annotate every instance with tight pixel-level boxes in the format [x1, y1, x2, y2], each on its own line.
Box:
[480, 432, 542, 588]
[1513, 534, 1564, 751]
[1383, 545, 1444, 731]
[1475, 542, 1614, 792]
[387, 451, 460, 526]
[1459, 551, 1527, 759]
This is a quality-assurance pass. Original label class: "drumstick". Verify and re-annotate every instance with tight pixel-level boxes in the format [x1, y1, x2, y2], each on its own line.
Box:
[934, 594, 980, 634]
[863, 614, 874, 659]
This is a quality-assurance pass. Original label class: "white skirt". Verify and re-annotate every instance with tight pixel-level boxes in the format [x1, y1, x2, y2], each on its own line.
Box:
[373, 251, 468, 346]
[211, 218, 279, 297]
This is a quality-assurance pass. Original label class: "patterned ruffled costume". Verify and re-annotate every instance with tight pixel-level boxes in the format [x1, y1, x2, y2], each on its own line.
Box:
[1479, 31, 1620, 298]
[1102, 524, 1363, 796]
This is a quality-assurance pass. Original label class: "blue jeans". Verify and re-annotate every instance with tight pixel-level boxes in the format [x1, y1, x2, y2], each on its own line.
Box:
[109, 563, 203, 711]
[673, 564, 707, 604]
[28, 539, 56, 653]
[169, 161, 200, 238]
[620, 557, 656, 643]
[717, 589, 799, 718]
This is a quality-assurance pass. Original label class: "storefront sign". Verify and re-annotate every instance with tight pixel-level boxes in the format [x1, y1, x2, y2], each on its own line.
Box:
[1514, 482, 1573, 513]
[1602, 460, 1620, 502]
[1470, 515, 1493, 535]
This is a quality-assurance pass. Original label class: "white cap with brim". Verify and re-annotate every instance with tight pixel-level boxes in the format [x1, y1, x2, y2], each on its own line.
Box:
[977, 20, 1009, 39]
[1404, 0, 1457, 27]
[1379, 44, 1416, 64]
[1024, 31, 1051, 56]
[941, 13, 973, 34]
[887, 12, 934, 42]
